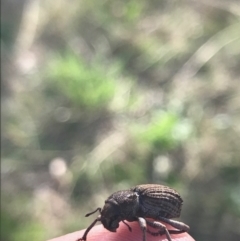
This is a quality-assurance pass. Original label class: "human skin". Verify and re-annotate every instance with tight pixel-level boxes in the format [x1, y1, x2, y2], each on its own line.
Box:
[48, 221, 195, 241]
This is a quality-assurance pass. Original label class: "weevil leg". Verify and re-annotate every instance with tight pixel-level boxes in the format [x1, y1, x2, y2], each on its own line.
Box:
[146, 220, 185, 236]
[158, 217, 190, 232]
[168, 230, 186, 235]
[76, 216, 101, 241]
[138, 217, 147, 241]
[145, 220, 172, 241]
[146, 228, 184, 236]
[122, 220, 132, 232]
[146, 228, 165, 236]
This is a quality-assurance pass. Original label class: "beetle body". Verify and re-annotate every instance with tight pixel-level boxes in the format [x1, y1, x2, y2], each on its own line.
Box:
[77, 184, 189, 241]
[132, 184, 182, 219]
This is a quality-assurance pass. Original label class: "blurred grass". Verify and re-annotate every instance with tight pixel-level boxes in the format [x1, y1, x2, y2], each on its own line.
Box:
[133, 111, 191, 150]
[47, 53, 116, 109]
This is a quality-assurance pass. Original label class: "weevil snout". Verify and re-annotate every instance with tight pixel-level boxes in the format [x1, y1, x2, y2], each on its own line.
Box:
[101, 217, 120, 232]
[100, 201, 121, 232]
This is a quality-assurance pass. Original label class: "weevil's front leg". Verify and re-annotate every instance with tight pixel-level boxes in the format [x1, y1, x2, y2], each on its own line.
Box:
[76, 216, 101, 241]
[158, 217, 190, 232]
[138, 217, 147, 241]
[145, 220, 172, 241]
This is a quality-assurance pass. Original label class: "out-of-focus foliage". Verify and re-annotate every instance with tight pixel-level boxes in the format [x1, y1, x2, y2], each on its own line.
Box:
[133, 111, 192, 150]
[1, 0, 240, 241]
[48, 53, 116, 109]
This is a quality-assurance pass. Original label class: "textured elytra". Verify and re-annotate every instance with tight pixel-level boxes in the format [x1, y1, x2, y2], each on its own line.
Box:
[131, 184, 183, 218]
[77, 184, 189, 241]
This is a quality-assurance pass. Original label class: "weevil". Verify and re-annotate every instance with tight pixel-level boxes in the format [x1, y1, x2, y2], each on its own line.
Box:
[77, 184, 190, 241]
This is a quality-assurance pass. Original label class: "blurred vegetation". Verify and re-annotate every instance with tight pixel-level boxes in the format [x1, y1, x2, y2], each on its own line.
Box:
[1, 0, 240, 241]
[48, 53, 117, 109]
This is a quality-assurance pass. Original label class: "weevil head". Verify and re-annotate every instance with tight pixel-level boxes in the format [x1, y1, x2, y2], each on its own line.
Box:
[100, 200, 121, 232]
[100, 190, 139, 232]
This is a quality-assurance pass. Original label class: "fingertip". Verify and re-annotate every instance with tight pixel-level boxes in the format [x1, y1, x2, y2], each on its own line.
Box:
[48, 222, 195, 241]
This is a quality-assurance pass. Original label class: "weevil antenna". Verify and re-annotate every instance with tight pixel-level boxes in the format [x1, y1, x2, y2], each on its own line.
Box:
[122, 220, 132, 232]
[85, 208, 102, 217]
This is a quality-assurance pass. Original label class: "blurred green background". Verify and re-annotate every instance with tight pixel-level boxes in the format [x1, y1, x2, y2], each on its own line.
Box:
[1, 0, 240, 241]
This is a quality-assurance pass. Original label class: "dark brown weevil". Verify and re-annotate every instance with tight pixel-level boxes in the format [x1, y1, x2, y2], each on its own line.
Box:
[77, 184, 190, 241]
